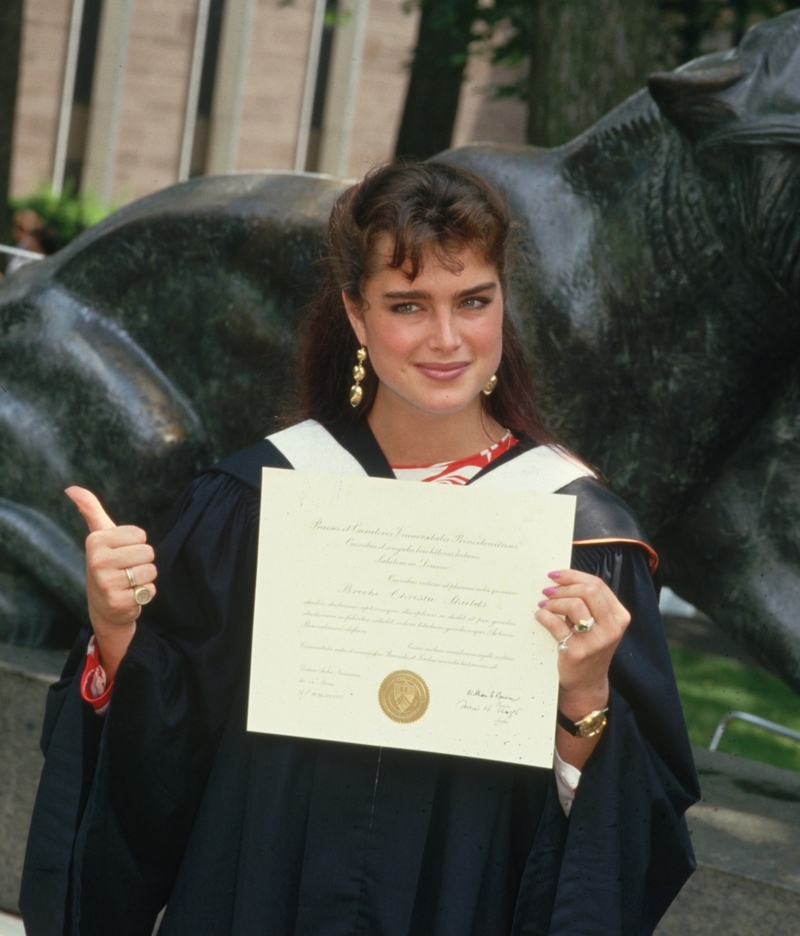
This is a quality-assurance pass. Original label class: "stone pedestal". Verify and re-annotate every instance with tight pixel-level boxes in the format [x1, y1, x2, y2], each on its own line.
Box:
[657, 747, 800, 935]
[0, 646, 66, 914]
[2, 650, 799, 933]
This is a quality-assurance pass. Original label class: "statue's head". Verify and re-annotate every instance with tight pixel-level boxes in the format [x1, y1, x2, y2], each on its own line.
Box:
[648, 10, 800, 298]
[648, 10, 800, 149]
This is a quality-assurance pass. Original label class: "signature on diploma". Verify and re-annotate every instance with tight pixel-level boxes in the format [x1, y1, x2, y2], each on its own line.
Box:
[456, 688, 523, 723]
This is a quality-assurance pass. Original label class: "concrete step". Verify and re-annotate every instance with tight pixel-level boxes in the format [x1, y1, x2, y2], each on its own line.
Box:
[657, 746, 800, 935]
[0, 645, 67, 915]
[657, 866, 800, 936]
[0, 910, 23, 935]
[3, 649, 800, 932]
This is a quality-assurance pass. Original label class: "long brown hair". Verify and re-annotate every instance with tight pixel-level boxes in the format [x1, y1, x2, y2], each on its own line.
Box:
[299, 161, 557, 444]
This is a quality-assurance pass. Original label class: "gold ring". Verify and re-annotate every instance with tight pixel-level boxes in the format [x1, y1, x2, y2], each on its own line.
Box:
[134, 585, 152, 606]
[575, 617, 596, 633]
[125, 567, 137, 589]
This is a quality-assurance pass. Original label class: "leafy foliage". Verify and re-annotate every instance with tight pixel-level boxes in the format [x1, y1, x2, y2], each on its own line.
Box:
[9, 184, 113, 249]
[480, 0, 800, 104]
[658, 0, 800, 63]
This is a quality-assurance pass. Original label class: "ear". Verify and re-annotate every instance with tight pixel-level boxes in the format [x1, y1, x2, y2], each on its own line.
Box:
[648, 62, 745, 140]
[342, 290, 367, 347]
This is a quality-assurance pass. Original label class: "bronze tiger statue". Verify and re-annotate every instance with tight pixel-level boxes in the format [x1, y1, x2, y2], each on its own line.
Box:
[1, 10, 798, 689]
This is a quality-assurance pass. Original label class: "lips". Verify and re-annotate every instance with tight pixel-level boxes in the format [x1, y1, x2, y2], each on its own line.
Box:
[413, 362, 471, 381]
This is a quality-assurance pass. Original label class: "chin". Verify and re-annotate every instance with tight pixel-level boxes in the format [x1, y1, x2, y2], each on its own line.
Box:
[408, 392, 481, 416]
[377, 376, 488, 418]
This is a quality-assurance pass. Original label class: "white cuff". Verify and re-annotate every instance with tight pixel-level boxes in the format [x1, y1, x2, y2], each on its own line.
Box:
[553, 747, 582, 816]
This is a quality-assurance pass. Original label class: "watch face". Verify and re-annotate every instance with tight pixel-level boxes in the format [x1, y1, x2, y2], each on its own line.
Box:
[576, 713, 607, 738]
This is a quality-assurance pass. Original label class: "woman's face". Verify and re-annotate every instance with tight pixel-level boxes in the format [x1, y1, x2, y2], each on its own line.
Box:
[343, 242, 503, 420]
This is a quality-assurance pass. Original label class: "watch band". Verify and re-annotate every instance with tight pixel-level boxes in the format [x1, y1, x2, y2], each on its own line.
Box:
[557, 707, 609, 738]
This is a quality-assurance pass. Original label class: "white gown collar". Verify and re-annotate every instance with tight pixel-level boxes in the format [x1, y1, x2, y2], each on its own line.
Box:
[266, 419, 593, 493]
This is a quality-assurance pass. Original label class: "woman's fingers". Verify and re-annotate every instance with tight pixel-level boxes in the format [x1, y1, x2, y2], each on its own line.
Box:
[112, 542, 155, 567]
[65, 486, 157, 631]
[536, 606, 599, 652]
[87, 541, 155, 571]
[540, 596, 594, 627]
[534, 569, 627, 712]
[534, 608, 575, 657]
[534, 606, 572, 641]
[100, 585, 157, 619]
[64, 487, 154, 678]
[535, 570, 631, 680]
[86, 536, 154, 587]
[542, 570, 630, 628]
[87, 525, 148, 549]
[65, 486, 116, 532]
[92, 563, 158, 595]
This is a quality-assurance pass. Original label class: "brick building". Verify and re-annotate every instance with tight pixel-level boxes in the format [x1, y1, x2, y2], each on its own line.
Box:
[11, 0, 526, 208]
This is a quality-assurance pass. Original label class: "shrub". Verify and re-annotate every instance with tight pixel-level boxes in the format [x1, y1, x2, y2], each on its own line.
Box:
[9, 184, 114, 249]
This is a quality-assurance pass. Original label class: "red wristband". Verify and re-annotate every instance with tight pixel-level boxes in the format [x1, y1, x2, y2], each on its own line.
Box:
[80, 636, 114, 714]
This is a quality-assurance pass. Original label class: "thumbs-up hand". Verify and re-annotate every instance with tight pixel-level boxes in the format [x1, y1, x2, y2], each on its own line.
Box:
[66, 486, 157, 679]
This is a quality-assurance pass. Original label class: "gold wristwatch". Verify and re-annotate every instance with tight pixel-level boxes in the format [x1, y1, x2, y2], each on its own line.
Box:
[557, 707, 609, 739]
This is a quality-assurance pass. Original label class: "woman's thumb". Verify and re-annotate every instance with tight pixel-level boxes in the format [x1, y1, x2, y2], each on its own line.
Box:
[65, 486, 117, 532]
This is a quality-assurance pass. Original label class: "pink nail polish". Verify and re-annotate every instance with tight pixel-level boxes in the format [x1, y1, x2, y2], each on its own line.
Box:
[537, 599, 547, 608]
[548, 570, 562, 579]
[542, 586, 556, 596]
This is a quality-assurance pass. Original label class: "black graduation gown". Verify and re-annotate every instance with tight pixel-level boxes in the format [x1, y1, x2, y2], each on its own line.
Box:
[20, 419, 699, 936]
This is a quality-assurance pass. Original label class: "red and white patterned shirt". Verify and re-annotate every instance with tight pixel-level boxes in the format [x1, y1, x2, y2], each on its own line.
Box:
[391, 432, 517, 484]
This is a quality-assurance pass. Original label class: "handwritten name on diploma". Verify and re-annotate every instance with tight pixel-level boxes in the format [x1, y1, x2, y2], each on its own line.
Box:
[249, 471, 576, 767]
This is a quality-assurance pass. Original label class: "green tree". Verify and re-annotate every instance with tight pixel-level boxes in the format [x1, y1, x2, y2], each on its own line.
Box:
[395, 0, 482, 160]
[395, 0, 670, 156]
[524, 0, 665, 147]
[486, 0, 800, 148]
[657, 0, 724, 62]
[658, 1, 800, 61]
[724, 0, 800, 43]
[0, 0, 23, 246]
[484, 0, 672, 147]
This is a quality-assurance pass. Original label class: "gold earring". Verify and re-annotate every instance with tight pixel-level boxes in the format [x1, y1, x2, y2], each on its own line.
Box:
[349, 346, 367, 407]
[482, 374, 498, 396]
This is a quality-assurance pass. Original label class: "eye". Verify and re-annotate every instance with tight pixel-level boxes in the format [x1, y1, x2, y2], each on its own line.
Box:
[461, 296, 490, 310]
[391, 302, 420, 314]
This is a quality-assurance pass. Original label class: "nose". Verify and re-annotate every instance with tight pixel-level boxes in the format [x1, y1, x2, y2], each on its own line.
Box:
[428, 309, 461, 351]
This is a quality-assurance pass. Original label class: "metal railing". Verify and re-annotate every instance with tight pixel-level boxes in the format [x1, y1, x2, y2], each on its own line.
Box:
[709, 710, 800, 751]
[0, 244, 45, 261]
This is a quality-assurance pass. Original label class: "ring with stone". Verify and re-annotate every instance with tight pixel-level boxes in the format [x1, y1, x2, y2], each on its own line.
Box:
[557, 631, 574, 653]
[575, 617, 596, 633]
[133, 585, 152, 606]
[125, 566, 137, 589]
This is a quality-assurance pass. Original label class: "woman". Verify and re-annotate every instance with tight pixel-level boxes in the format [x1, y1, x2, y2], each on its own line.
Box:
[21, 162, 699, 935]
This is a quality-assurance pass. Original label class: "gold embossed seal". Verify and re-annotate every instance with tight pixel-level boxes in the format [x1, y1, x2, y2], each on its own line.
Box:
[379, 670, 429, 723]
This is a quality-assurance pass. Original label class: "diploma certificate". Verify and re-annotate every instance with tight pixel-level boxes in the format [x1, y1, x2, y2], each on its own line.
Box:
[248, 469, 576, 767]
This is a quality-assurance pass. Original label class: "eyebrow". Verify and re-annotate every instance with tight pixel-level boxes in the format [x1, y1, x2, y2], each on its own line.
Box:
[383, 281, 498, 301]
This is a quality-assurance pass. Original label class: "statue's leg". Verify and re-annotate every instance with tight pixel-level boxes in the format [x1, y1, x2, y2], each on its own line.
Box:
[657, 369, 800, 693]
